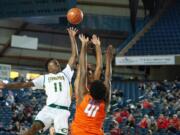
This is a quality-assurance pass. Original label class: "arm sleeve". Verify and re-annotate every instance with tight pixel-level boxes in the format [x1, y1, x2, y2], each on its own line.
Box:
[62, 64, 74, 82]
[32, 75, 44, 89]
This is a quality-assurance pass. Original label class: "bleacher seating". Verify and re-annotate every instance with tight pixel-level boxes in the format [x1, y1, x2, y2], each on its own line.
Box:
[125, 0, 180, 56]
[0, 80, 180, 135]
[112, 80, 142, 102]
[0, 81, 142, 134]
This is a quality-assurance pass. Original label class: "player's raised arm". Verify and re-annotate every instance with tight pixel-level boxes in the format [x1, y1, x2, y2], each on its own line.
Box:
[74, 64, 80, 99]
[75, 34, 89, 104]
[104, 45, 113, 108]
[0, 81, 34, 89]
[67, 27, 79, 69]
[91, 34, 102, 80]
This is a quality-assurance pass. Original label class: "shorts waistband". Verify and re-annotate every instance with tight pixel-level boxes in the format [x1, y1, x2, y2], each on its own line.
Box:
[48, 104, 69, 111]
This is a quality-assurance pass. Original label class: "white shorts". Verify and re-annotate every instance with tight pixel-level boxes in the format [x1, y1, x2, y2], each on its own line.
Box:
[35, 105, 70, 134]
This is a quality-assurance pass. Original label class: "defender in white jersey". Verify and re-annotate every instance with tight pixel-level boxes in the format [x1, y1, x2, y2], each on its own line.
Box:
[0, 27, 78, 135]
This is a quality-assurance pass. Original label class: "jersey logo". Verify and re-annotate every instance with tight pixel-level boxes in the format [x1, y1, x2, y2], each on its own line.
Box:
[84, 100, 100, 117]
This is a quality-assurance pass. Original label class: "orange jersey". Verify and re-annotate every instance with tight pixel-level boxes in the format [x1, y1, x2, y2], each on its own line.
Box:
[71, 94, 106, 135]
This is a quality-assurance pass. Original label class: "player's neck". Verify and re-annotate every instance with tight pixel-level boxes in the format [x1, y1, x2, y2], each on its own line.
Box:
[49, 70, 61, 74]
[49, 72, 58, 74]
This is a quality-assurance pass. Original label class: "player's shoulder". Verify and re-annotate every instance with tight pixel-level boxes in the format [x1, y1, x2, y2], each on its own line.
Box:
[83, 94, 92, 101]
[77, 94, 91, 105]
[57, 71, 66, 77]
[62, 64, 71, 71]
[44, 73, 52, 77]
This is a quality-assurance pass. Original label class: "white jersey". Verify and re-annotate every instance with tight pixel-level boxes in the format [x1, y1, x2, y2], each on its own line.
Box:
[32, 64, 74, 107]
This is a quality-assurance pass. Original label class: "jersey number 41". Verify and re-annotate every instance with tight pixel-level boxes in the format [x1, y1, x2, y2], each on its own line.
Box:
[84, 103, 99, 117]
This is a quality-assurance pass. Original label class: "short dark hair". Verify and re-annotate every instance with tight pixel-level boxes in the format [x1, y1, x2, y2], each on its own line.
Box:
[89, 80, 107, 101]
[45, 58, 60, 71]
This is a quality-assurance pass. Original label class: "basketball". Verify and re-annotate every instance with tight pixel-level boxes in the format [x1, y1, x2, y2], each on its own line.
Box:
[67, 8, 84, 25]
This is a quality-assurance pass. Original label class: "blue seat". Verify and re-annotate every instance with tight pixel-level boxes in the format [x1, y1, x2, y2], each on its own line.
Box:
[125, 1, 180, 56]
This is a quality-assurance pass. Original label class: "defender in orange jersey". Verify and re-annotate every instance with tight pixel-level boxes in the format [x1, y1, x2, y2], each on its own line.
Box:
[71, 34, 113, 135]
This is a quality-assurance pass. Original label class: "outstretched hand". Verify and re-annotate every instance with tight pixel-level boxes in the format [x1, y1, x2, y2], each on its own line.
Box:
[91, 34, 100, 46]
[0, 81, 5, 89]
[67, 27, 78, 37]
[79, 34, 89, 45]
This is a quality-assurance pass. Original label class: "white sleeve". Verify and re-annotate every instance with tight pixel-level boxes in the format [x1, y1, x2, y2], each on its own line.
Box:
[62, 64, 74, 82]
[32, 75, 44, 90]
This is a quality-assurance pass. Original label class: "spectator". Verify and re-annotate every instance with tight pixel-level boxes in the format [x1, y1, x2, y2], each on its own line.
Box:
[120, 108, 129, 119]
[127, 114, 135, 127]
[138, 82, 146, 91]
[12, 121, 20, 133]
[110, 120, 121, 135]
[151, 82, 157, 90]
[23, 105, 33, 115]
[19, 125, 28, 135]
[25, 113, 33, 124]
[6, 90, 15, 107]
[168, 114, 180, 133]
[148, 116, 158, 134]
[142, 99, 153, 109]
[139, 115, 150, 129]
[31, 96, 37, 105]
[113, 109, 123, 124]
[157, 114, 169, 130]
[18, 103, 25, 113]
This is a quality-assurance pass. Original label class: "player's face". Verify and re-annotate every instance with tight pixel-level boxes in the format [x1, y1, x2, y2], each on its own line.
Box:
[48, 61, 60, 74]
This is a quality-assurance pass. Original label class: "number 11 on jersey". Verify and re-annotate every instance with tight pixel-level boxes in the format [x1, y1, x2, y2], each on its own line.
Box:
[54, 82, 62, 92]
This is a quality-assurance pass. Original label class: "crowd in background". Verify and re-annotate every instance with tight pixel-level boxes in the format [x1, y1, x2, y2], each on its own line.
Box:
[0, 78, 180, 135]
[110, 80, 180, 135]
[0, 77, 47, 134]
